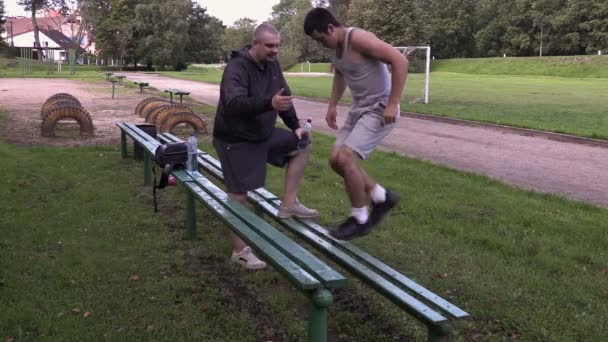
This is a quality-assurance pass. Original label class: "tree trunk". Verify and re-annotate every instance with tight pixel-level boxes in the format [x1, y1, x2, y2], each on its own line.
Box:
[30, 5, 43, 60]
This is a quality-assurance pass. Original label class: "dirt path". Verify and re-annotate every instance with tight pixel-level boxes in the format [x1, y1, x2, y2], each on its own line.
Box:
[2, 75, 607, 208]
[0, 78, 149, 147]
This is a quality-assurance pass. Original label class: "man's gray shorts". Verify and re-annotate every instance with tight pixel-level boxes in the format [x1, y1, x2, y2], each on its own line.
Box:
[335, 103, 399, 159]
[213, 127, 299, 193]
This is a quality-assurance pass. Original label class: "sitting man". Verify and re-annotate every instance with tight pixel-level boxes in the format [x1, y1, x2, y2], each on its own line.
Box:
[212, 23, 318, 269]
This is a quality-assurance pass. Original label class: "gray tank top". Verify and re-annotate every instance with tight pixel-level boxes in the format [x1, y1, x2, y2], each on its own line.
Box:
[331, 27, 390, 113]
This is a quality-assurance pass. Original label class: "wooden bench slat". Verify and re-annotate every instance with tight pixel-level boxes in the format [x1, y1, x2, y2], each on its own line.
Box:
[157, 133, 471, 323]
[247, 191, 449, 325]
[251, 188, 471, 320]
[173, 170, 322, 291]
[186, 171, 347, 289]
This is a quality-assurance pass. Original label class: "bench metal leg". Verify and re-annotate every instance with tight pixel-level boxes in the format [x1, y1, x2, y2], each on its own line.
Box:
[143, 152, 152, 186]
[186, 190, 197, 239]
[120, 131, 127, 158]
[169, 93, 173, 103]
[428, 324, 452, 342]
[308, 288, 332, 342]
[179, 94, 183, 104]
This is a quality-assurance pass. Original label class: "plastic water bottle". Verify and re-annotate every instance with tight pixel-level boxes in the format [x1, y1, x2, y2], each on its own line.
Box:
[187, 133, 197, 173]
[297, 117, 312, 149]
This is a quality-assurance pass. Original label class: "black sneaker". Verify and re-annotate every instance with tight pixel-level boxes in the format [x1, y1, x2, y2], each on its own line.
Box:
[330, 217, 370, 240]
[367, 190, 400, 230]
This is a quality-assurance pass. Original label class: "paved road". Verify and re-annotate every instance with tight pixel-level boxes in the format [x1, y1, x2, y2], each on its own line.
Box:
[121, 73, 608, 207]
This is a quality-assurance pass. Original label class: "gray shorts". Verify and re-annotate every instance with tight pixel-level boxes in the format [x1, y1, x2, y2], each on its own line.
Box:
[213, 127, 298, 193]
[335, 104, 399, 159]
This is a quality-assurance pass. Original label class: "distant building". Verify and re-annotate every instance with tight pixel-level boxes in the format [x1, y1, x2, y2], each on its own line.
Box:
[1, 9, 95, 58]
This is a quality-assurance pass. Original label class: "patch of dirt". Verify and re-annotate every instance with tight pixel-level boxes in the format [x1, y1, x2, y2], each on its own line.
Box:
[0, 78, 208, 147]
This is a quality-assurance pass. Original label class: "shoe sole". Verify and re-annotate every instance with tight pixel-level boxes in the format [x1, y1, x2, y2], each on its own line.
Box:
[277, 212, 320, 219]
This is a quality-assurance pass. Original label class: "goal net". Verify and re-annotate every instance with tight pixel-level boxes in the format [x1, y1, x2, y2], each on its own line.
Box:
[394, 46, 431, 104]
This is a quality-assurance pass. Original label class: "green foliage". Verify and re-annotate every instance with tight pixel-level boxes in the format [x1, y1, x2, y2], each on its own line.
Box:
[313, 0, 607, 59]
[221, 17, 257, 56]
[0, 0, 5, 43]
[347, 0, 428, 46]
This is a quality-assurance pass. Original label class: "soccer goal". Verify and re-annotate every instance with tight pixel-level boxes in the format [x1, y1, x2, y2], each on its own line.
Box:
[394, 46, 431, 104]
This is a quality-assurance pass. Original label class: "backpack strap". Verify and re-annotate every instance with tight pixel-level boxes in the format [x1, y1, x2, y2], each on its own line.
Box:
[152, 164, 173, 213]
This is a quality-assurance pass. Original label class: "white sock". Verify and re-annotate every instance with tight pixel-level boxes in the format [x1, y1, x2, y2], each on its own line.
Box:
[351, 206, 369, 224]
[370, 184, 387, 203]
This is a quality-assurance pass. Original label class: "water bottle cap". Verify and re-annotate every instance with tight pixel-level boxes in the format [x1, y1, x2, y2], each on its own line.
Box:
[306, 117, 312, 123]
[190, 132, 195, 136]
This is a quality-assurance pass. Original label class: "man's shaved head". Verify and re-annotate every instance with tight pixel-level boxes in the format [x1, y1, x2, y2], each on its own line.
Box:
[251, 23, 281, 64]
[254, 23, 280, 40]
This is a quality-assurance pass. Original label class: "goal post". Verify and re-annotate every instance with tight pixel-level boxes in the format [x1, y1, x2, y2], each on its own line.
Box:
[394, 46, 431, 104]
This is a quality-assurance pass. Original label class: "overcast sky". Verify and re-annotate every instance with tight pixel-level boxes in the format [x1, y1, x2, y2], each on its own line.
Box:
[4, 0, 280, 27]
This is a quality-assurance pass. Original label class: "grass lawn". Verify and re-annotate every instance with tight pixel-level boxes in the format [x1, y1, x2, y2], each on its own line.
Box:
[1, 102, 606, 340]
[162, 64, 608, 139]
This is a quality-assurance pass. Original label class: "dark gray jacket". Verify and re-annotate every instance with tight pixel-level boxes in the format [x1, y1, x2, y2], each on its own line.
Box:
[213, 46, 300, 143]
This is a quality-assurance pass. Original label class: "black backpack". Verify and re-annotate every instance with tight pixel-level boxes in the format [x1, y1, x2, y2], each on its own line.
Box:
[152, 142, 188, 212]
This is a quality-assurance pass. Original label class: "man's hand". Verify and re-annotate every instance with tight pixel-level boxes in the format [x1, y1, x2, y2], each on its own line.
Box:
[326, 106, 338, 130]
[381, 103, 399, 126]
[294, 127, 311, 142]
[271, 88, 294, 112]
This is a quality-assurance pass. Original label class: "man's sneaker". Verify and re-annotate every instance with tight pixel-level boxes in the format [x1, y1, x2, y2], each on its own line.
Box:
[277, 201, 319, 219]
[367, 190, 400, 230]
[330, 217, 371, 240]
[231, 246, 267, 269]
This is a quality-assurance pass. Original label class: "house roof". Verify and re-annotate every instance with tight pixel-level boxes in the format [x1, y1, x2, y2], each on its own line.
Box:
[3, 16, 66, 37]
[38, 28, 73, 50]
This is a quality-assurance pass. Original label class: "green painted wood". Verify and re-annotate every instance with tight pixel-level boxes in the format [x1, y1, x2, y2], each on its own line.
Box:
[120, 130, 127, 158]
[252, 188, 471, 320]
[173, 170, 321, 291]
[143, 152, 152, 186]
[186, 171, 346, 289]
[117, 122, 159, 156]
[307, 288, 333, 342]
[186, 190, 196, 239]
[158, 134, 469, 323]
[247, 191, 449, 325]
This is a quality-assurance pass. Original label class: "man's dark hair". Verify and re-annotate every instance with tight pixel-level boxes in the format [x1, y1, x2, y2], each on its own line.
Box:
[303, 8, 342, 36]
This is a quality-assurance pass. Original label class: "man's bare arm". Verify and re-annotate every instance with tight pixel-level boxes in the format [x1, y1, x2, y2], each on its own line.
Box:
[350, 30, 408, 107]
[329, 68, 347, 109]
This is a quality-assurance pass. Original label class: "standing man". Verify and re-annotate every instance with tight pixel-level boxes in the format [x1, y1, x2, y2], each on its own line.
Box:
[303, 8, 408, 240]
[213, 23, 318, 269]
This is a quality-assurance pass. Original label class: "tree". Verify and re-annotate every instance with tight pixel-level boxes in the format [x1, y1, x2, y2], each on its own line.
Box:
[271, 0, 298, 31]
[0, 0, 5, 48]
[221, 17, 257, 56]
[347, 0, 428, 46]
[186, 2, 225, 64]
[84, 0, 137, 66]
[18, 0, 67, 59]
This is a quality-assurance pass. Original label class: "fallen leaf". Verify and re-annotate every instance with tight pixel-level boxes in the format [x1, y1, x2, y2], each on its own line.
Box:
[437, 273, 448, 279]
[72, 308, 81, 313]
[600, 268, 608, 274]
[7, 337, 15, 342]
[129, 274, 140, 281]
[83, 312, 91, 318]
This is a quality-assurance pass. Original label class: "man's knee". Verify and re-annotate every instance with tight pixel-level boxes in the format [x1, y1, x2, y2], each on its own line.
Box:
[329, 146, 355, 171]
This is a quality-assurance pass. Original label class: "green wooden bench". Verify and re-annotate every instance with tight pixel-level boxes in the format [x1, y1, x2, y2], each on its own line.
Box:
[116, 122, 348, 342]
[164, 88, 190, 104]
[133, 81, 149, 93]
[158, 132, 471, 341]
